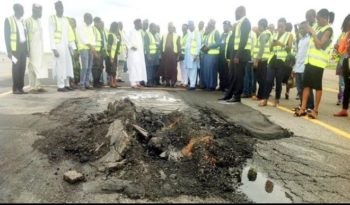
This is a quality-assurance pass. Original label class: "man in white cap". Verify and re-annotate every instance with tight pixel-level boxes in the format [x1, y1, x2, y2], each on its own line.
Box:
[25, 4, 48, 94]
[49, 1, 76, 92]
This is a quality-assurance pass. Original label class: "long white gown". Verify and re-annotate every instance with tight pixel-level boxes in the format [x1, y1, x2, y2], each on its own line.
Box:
[48, 16, 75, 87]
[126, 29, 147, 85]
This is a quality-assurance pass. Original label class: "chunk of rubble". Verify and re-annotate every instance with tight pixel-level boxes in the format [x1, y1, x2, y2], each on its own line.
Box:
[63, 170, 85, 184]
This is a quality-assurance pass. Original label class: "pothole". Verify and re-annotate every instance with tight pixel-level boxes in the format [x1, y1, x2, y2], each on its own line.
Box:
[33, 97, 293, 202]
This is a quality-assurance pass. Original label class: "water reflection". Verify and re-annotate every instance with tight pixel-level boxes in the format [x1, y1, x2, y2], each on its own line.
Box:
[239, 166, 292, 203]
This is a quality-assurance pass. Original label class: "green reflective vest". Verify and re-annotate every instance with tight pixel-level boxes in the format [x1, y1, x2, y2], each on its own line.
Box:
[7, 16, 18, 52]
[50, 15, 75, 44]
[181, 33, 188, 54]
[109, 33, 119, 59]
[93, 26, 102, 52]
[224, 31, 232, 59]
[305, 24, 333, 69]
[207, 30, 219, 55]
[148, 32, 158, 55]
[234, 17, 251, 51]
[252, 30, 272, 60]
[25, 17, 38, 43]
[162, 33, 178, 53]
[269, 32, 291, 63]
[77, 24, 95, 51]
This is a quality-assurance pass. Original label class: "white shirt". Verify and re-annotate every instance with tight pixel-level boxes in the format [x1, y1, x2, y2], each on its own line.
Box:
[77, 22, 95, 47]
[15, 17, 26, 43]
[293, 34, 310, 73]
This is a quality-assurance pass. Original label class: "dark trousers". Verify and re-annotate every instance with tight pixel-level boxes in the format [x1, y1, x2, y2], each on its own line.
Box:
[218, 54, 229, 90]
[225, 61, 248, 100]
[343, 58, 350, 110]
[243, 62, 254, 95]
[12, 43, 27, 92]
[263, 58, 287, 100]
[255, 60, 268, 99]
[92, 53, 104, 86]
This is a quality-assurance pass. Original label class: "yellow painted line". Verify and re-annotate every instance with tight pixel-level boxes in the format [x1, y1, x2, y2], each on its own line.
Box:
[323, 87, 338, 93]
[266, 101, 350, 139]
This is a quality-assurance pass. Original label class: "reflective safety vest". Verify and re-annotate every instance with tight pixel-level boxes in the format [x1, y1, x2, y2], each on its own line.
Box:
[224, 31, 232, 59]
[162, 33, 179, 53]
[109, 33, 119, 59]
[148, 32, 158, 55]
[180, 33, 188, 54]
[7, 16, 18, 52]
[269, 31, 291, 63]
[190, 30, 200, 56]
[234, 17, 251, 51]
[252, 30, 272, 60]
[50, 15, 75, 44]
[305, 24, 333, 69]
[77, 24, 95, 51]
[93, 26, 102, 52]
[207, 30, 220, 55]
[25, 17, 39, 43]
[250, 31, 257, 56]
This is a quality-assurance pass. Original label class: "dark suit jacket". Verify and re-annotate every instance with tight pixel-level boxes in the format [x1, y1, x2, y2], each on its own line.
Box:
[232, 18, 251, 62]
[4, 17, 27, 56]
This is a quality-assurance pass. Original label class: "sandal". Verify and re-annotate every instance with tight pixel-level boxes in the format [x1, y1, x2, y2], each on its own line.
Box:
[294, 109, 307, 117]
[308, 110, 318, 119]
[258, 100, 267, 107]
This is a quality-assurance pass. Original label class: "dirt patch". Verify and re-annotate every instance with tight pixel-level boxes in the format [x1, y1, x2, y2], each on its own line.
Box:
[33, 97, 291, 202]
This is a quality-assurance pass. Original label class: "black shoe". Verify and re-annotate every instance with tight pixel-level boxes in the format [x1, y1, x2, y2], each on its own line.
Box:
[13, 90, 22, 94]
[226, 98, 241, 103]
[65, 86, 74, 91]
[117, 79, 125, 83]
[19, 90, 28, 94]
[57, 88, 68, 92]
[85, 86, 94, 90]
[218, 97, 230, 101]
[187, 87, 196, 91]
[241, 94, 252, 98]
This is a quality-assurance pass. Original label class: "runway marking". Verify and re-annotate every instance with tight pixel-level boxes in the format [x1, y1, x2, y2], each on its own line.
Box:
[266, 101, 350, 139]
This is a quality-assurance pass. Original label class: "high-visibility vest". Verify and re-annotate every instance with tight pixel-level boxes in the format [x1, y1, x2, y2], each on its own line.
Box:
[162, 33, 178, 53]
[77, 24, 95, 51]
[93, 26, 102, 52]
[207, 30, 220, 55]
[234, 17, 251, 51]
[224, 31, 233, 59]
[250, 31, 257, 56]
[7, 16, 18, 52]
[50, 15, 75, 44]
[252, 30, 272, 60]
[148, 32, 158, 55]
[180, 33, 188, 54]
[25, 17, 39, 43]
[305, 24, 333, 69]
[109, 33, 119, 59]
[190, 30, 200, 56]
[269, 31, 291, 63]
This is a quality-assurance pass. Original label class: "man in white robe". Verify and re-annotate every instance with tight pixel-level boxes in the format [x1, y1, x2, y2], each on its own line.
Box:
[25, 4, 48, 93]
[126, 19, 147, 88]
[49, 1, 76, 92]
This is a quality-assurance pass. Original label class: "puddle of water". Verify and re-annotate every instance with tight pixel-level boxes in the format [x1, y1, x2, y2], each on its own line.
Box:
[125, 93, 180, 103]
[239, 165, 292, 203]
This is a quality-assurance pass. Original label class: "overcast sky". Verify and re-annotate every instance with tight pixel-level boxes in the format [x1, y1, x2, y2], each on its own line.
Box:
[0, 0, 348, 52]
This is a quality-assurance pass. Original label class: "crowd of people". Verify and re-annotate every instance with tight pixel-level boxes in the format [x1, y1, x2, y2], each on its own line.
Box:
[3, 1, 350, 120]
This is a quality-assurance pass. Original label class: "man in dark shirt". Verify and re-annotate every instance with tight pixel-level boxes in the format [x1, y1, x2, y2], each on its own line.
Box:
[220, 6, 251, 103]
[218, 20, 231, 91]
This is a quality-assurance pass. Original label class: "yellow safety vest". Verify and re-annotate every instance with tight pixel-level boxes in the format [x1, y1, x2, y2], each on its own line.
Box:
[77, 24, 95, 51]
[181, 33, 188, 54]
[162, 33, 178, 53]
[305, 24, 332, 69]
[25, 17, 38, 43]
[234, 17, 251, 51]
[190, 30, 200, 56]
[109, 33, 119, 59]
[250, 31, 257, 56]
[252, 30, 272, 60]
[207, 30, 220, 55]
[50, 15, 75, 44]
[93, 26, 102, 52]
[269, 32, 291, 63]
[148, 32, 158, 55]
[7, 16, 18, 52]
